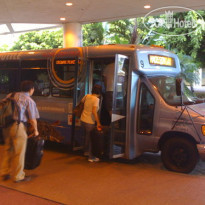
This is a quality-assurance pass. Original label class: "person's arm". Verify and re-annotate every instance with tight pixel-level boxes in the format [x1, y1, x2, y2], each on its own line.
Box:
[28, 119, 39, 137]
[26, 98, 40, 137]
[92, 106, 102, 130]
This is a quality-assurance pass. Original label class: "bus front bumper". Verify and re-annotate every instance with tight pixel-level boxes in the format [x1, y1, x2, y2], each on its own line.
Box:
[197, 144, 205, 161]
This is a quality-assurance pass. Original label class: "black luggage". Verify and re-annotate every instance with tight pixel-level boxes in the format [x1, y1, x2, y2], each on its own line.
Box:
[90, 127, 105, 158]
[24, 136, 45, 170]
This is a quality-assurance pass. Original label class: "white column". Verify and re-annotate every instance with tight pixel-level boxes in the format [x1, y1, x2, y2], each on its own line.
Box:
[63, 23, 82, 47]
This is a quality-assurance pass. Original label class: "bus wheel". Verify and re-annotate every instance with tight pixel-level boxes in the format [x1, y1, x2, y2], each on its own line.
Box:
[161, 137, 198, 173]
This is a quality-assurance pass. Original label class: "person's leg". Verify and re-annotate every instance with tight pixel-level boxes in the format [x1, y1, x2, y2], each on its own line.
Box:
[87, 124, 100, 161]
[83, 123, 95, 160]
[12, 123, 27, 182]
[81, 122, 99, 162]
[81, 122, 89, 155]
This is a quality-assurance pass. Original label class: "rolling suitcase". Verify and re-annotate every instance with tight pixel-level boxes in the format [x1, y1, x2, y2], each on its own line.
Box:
[90, 127, 105, 158]
[24, 136, 45, 170]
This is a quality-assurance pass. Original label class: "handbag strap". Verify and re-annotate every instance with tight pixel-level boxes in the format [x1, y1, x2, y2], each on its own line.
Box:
[82, 94, 87, 103]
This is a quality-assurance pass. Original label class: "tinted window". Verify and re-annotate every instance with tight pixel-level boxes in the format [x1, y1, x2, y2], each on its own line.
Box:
[0, 69, 19, 93]
[137, 83, 155, 135]
[20, 60, 50, 96]
[21, 68, 50, 96]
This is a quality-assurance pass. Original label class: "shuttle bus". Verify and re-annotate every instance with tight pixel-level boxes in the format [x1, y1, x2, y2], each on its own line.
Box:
[0, 44, 205, 173]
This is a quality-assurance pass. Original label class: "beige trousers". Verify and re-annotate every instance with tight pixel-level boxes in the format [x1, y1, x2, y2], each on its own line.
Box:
[1, 122, 27, 181]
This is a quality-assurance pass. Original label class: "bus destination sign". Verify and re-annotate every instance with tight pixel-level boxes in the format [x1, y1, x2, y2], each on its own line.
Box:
[149, 55, 175, 67]
[55, 59, 82, 65]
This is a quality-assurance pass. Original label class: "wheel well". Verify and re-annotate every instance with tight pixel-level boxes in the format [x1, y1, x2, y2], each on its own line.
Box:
[158, 131, 198, 151]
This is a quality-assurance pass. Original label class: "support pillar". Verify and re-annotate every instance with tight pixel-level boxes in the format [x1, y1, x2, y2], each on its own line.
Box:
[63, 23, 82, 48]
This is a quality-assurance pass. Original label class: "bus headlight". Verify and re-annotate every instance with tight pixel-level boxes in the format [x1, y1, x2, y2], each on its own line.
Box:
[202, 125, 205, 136]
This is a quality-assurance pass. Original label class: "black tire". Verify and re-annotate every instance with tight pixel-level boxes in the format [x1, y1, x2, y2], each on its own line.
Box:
[161, 137, 198, 173]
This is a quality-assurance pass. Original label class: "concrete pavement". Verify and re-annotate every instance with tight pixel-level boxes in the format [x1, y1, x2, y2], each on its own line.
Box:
[0, 142, 205, 205]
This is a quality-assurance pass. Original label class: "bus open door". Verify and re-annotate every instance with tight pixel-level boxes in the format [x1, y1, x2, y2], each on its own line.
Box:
[109, 54, 129, 159]
[72, 56, 89, 151]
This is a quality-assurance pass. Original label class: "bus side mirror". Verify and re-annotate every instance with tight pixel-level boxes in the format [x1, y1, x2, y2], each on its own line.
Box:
[176, 78, 182, 96]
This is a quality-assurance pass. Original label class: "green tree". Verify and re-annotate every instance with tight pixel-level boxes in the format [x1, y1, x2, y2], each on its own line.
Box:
[10, 29, 63, 51]
[105, 19, 146, 44]
[104, 18, 167, 45]
[0, 44, 9, 52]
[164, 11, 205, 66]
[142, 10, 205, 66]
[82, 23, 104, 46]
[106, 19, 134, 44]
[178, 53, 199, 86]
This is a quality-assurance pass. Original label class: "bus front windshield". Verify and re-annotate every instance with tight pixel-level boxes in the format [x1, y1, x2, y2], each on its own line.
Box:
[149, 76, 201, 106]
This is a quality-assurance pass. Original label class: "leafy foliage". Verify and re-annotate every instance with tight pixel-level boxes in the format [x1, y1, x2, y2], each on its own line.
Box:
[0, 44, 9, 52]
[177, 53, 199, 86]
[163, 11, 205, 67]
[82, 23, 104, 46]
[142, 10, 205, 67]
[10, 29, 63, 51]
[106, 19, 133, 44]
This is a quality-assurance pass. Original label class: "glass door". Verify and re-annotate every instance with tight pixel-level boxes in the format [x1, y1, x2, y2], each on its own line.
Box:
[72, 57, 89, 151]
[110, 55, 129, 158]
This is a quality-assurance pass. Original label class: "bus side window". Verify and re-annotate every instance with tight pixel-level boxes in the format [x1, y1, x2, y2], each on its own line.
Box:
[137, 83, 155, 135]
[21, 68, 50, 96]
[20, 60, 50, 96]
[0, 69, 19, 93]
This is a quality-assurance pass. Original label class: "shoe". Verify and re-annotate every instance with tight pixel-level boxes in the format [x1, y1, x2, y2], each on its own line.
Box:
[15, 175, 32, 183]
[2, 174, 10, 181]
[88, 157, 100, 162]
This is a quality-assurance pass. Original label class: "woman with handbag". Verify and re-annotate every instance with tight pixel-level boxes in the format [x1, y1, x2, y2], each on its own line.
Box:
[80, 84, 102, 162]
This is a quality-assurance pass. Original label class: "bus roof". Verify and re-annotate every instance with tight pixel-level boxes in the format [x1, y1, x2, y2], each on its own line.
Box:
[86, 44, 173, 58]
[0, 44, 173, 61]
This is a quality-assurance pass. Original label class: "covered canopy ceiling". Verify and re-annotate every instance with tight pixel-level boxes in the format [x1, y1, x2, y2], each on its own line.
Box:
[0, 0, 205, 34]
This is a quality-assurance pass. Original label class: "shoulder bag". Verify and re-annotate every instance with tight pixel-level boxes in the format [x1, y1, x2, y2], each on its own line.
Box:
[73, 95, 87, 118]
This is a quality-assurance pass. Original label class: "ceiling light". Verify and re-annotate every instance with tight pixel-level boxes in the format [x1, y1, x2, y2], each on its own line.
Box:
[60, 17, 66, 21]
[144, 5, 151, 9]
[66, 2, 73, 6]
